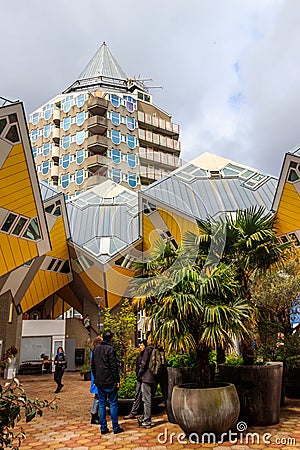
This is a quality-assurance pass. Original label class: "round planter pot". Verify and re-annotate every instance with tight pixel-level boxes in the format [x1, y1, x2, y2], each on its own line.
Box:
[159, 367, 198, 423]
[171, 382, 239, 437]
[83, 372, 91, 381]
[219, 362, 283, 426]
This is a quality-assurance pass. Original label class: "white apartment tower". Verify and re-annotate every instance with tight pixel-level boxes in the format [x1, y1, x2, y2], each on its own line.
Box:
[28, 42, 181, 198]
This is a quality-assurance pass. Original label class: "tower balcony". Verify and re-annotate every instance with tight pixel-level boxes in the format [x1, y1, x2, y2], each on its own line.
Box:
[87, 135, 108, 154]
[87, 116, 107, 136]
[51, 165, 59, 177]
[52, 128, 60, 143]
[138, 111, 180, 138]
[51, 145, 60, 158]
[86, 154, 110, 174]
[83, 169, 108, 189]
[138, 129, 181, 156]
[53, 109, 61, 126]
[139, 146, 182, 171]
[140, 166, 169, 182]
[87, 96, 108, 116]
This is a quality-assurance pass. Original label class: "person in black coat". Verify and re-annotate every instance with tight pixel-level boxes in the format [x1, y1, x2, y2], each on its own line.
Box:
[137, 343, 157, 428]
[91, 330, 124, 435]
[124, 340, 147, 420]
[54, 347, 67, 393]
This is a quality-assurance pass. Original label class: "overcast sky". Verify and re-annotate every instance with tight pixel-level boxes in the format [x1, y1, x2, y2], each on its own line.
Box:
[2, 0, 300, 176]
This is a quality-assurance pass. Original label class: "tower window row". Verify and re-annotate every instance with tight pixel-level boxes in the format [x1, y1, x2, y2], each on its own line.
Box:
[107, 149, 138, 168]
[60, 170, 87, 189]
[108, 93, 137, 112]
[29, 94, 87, 124]
[30, 124, 57, 141]
[61, 112, 88, 130]
[107, 111, 136, 130]
[108, 130, 138, 149]
[107, 169, 139, 188]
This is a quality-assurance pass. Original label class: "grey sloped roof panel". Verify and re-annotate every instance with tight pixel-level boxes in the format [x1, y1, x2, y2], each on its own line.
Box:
[144, 175, 278, 219]
[78, 42, 127, 81]
[66, 183, 139, 262]
[40, 181, 61, 202]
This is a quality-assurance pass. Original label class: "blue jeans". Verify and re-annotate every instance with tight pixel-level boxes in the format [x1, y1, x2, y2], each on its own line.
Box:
[97, 386, 119, 432]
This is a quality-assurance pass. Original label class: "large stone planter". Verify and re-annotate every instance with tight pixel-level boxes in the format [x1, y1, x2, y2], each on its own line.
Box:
[219, 362, 283, 425]
[171, 382, 240, 437]
[159, 367, 198, 423]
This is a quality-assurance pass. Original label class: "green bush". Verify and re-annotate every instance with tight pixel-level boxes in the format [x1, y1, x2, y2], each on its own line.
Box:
[118, 372, 163, 399]
[224, 354, 243, 366]
[118, 372, 137, 399]
[166, 351, 197, 368]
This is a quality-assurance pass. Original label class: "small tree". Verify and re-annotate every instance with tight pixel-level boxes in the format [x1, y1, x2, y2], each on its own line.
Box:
[0, 378, 57, 449]
[251, 257, 300, 364]
[252, 257, 300, 335]
[102, 298, 136, 377]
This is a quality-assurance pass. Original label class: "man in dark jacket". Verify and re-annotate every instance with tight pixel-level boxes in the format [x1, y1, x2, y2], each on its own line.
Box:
[91, 330, 123, 435]
[137, 343, 157, 428]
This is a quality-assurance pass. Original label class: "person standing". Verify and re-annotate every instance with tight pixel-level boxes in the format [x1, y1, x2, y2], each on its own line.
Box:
[124, 340, 147, 420]
[54, 347, 67, 393]
[83, 314, 91, 334]
[91, 330, 124, 435]
[137, 342, 157, 428]
[90, 336, 102, 424]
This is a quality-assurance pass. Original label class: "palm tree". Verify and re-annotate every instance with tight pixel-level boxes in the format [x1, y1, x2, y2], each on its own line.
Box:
[183, 205, 292, 363]
[131, 237, 255, 388]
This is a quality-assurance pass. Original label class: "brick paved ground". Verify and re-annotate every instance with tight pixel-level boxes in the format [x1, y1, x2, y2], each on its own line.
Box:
[7, 372, 300, 449]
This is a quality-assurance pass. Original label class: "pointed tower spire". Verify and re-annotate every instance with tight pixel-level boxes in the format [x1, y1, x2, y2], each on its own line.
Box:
[78, 42, 127, 81]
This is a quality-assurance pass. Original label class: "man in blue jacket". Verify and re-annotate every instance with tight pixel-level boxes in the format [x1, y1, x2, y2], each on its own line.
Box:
[91, 330, 124, 435]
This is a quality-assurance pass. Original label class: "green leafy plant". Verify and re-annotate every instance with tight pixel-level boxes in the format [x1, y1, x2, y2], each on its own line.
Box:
[224, 354, 243, 366]
[118, 372, 137, 399]
[118, 372, 162, 399]
[80, 364, 91, 376]
[102, 298, 137, 377]
[0, 378, 57, 449]
[166, 351, 197, 368]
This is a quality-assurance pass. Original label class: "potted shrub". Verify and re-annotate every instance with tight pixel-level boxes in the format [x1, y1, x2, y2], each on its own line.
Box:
[131, 206, 292, 435]
[80, 364, 92, 381]
[131, 240, 253, 436]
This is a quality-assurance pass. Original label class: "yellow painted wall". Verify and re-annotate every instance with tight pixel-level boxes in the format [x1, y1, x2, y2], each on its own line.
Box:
[142, 214, 161, 251]
[276, 183, 300, 235]
[158, 208, 199, 244]
[0, 143, 38, 217]
[0, 143, 41, 276]
[20, 215, 71, 312]
[21, 270, 70, 312]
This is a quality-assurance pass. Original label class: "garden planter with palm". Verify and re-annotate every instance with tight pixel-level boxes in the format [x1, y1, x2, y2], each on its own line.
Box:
[172, 382, 240, 437]
[132, 242, 253, 435]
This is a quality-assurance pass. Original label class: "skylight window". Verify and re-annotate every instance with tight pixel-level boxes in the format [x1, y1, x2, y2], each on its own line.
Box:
[176, 164, 207, 182]
[83, 236, 127, 256]
[242, 173, 268, 189]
